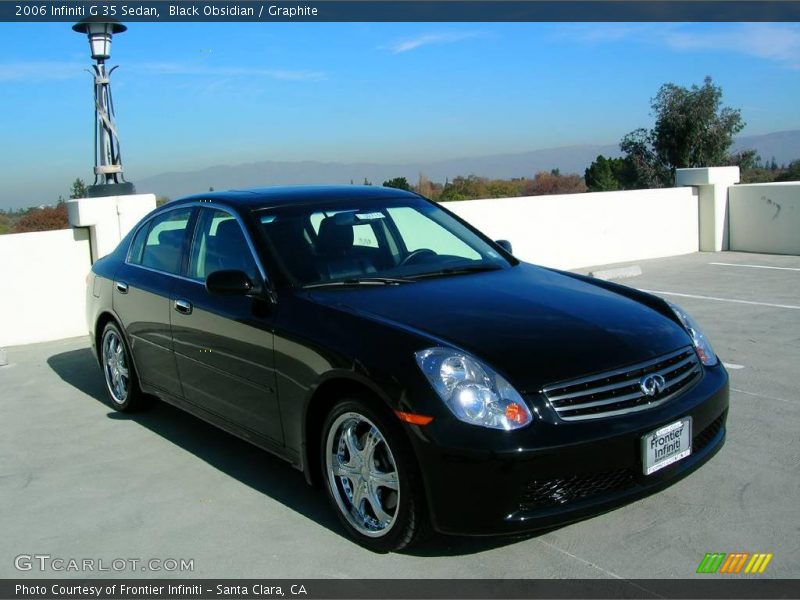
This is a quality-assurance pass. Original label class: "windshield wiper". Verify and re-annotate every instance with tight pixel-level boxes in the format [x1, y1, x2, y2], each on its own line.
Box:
[406, 264, 503, 280]
[303, 277, 413, 289]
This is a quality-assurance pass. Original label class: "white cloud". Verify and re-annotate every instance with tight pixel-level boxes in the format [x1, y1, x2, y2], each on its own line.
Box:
[385, 32, 482, 54]
[0, 60, 326, 84]
[553, 23, 657, 44]
[554, 23, 800, 70]
[664, 24, 800, 68]
[0, 61, 84, 82]
[137, 62, 326, 81]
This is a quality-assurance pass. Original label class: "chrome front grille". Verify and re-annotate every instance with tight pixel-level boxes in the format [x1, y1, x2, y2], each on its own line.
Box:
[542, 347, 702, 421]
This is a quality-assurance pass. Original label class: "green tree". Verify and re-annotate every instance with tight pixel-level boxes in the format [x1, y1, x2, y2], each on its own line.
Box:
[775, 160, 800, 182]
[382, 177, 412, 191]
[69, 178, 88, 199]
[619, 128, 670, 188]
[651, 77, 744, 170]
[584, 155, 635, 192]
[727, 149, 760, 172]
[439, 175, 487, 202]
[484, 179, 522, 198]
[740, 167, 778, 184]
[438, 186, 469, 202]
[617, 77, 750, 188]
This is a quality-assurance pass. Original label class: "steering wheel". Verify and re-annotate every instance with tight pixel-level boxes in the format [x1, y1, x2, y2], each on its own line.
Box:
[400, 248, 437, 266]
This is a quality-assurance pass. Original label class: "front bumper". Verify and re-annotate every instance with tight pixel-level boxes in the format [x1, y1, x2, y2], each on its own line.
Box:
[409, 363, 729, 536]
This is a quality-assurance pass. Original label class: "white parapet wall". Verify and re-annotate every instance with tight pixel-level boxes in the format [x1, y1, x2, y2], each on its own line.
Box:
[446, 187, 699, 270]
[1, 193, 155, 348]
[67, 193, 157, 260]
[728, 182, 800, 255]
[0, 228, 92, 347]
[675, 166, 740, 252]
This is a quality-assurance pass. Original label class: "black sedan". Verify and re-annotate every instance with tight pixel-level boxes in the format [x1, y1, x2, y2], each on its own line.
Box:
[86, 186, 728, 552]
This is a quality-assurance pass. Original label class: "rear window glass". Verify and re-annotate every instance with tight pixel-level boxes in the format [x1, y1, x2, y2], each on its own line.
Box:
[138, 208, 193, 275]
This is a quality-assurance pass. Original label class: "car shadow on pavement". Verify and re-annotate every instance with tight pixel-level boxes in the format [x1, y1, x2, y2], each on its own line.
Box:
[399, 531, 542, 557]
[48, 347, 543, 556]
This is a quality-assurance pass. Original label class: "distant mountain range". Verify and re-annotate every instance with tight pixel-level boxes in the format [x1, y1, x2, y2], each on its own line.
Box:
[137, 130, 800, 199]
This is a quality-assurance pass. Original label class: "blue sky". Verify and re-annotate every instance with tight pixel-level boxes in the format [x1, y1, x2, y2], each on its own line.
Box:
[1, 21, 799, 209]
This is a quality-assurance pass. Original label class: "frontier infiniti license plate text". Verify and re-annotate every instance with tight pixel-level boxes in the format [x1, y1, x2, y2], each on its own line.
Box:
[642, 417, 692, 475]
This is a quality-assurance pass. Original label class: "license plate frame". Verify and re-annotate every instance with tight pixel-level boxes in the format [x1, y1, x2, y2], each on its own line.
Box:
[642, 417, 692, 475]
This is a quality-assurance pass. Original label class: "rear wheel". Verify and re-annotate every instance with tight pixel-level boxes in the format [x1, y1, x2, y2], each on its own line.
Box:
[100, 322, 147, 411]
[321, 398, 427, 552]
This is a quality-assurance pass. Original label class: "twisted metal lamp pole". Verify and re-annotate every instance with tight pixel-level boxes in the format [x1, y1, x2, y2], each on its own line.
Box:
[72, 17, 135, 197]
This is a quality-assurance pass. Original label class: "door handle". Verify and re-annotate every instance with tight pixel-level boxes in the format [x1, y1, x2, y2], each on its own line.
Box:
[174, 299, 193, 315]
[115, 281, 129, 294]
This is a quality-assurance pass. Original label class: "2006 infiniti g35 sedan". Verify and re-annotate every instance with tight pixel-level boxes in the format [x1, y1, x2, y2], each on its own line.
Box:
[87, 185, 728, 552]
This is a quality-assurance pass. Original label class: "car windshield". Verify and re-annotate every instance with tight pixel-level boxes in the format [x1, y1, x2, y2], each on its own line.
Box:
[255, 196, 512, 287]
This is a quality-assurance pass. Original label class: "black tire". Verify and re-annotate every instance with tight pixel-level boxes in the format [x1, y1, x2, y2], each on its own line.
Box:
[321, 397, 428, 552]
[99, 321, 148, 412]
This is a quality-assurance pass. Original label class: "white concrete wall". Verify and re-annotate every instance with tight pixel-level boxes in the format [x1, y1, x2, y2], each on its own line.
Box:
[676, 167, 740, 251]
[67, 193, 156, 260]
[0, 228, 91, 347]
[0, 194, 155, 348]
[728, 182, 800, 255]
[446, 187, 699, 270]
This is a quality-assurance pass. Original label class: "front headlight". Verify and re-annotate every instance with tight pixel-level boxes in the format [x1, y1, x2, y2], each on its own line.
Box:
[668, 302, 718, 367]
[415, 347, 532, 430]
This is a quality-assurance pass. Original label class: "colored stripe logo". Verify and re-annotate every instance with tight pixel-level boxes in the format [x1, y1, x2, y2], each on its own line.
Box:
[697, 552, 773, 574]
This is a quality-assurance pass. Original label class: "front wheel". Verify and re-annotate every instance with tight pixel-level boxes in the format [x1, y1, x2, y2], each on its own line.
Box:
[321, 398, 427, 552]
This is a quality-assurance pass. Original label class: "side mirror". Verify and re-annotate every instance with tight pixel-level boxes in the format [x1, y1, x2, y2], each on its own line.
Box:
[495, 239, 513, 254]
[206, 270, 253, 296]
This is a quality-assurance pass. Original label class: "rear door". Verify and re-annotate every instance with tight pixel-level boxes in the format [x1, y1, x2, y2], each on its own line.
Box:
[114, 207, 195, 397]
[170, 207, 283, 445]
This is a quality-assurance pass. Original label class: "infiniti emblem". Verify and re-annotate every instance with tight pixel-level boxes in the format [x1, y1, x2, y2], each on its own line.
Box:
[640, 374, 667, 397]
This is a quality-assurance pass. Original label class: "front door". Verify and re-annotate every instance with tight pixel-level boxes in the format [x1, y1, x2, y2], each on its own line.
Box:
[170, 207, 283, 445]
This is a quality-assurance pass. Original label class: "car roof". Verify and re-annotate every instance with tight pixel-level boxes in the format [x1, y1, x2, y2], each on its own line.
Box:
[170, 185, 421, 211]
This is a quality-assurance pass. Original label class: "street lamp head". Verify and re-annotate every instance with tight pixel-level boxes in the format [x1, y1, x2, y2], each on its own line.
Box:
[72, 17, 127, 61]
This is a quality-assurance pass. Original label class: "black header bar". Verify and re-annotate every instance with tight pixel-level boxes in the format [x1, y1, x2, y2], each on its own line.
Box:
[5, 1, 800, 22]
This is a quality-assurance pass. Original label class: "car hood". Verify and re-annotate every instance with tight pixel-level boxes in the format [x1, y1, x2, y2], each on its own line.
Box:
[307, 264, 692, 392]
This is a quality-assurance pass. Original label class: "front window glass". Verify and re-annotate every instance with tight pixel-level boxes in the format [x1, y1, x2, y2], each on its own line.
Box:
[188, 208, 258, 282]
[256, 197, 510, 286]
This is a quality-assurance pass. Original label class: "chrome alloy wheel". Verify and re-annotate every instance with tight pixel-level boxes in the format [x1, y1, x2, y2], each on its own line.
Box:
[102, 329, 130, 405]
[325, 412, 401, 538]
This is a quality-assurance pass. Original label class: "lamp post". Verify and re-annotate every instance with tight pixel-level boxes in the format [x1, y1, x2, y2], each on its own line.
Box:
[72, 17, 135, 197]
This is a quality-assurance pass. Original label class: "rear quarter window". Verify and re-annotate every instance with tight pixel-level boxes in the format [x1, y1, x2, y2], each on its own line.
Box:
[136, 208, 193, 275]
[127, 222, 149, 265]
